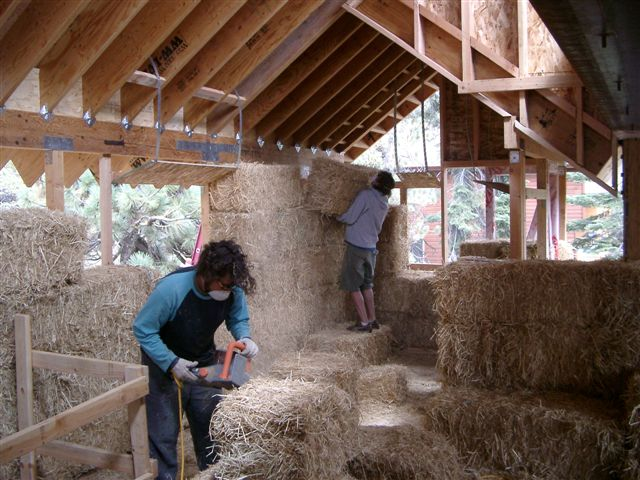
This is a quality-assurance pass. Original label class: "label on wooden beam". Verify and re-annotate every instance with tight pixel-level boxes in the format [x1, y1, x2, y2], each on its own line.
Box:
[509, 150, 521, 164]
[43, 136, 74, 151]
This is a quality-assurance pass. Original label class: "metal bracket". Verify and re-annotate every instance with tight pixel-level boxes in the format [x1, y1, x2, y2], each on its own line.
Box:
[43, 136, 74, 151]
[176, 140, 237, 162]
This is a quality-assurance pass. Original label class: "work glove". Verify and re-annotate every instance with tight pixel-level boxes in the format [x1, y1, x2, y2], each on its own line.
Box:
[238, 338, 259, 358]
[171, 357, 198, 382]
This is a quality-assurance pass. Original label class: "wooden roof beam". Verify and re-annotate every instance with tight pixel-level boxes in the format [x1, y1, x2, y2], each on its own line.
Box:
[184, 0, 325, 130]
[39, 0, 147, 115]
[6, 149, 45, 187]
[159, 0, 286, 126]
[235, 13, 358, 133]
[0, 0, 88, 106]
[340, 77, 429, 152]
[120, 0, 245, 123]
[305, 54, 422, 148]
[253, 26, 378, 138]
[290, 44, 409, 146]
[0, 0, 29, 38]
[276, 36, 393, 144]
[204, 0, 346, 135]
[81, 0, 197, 122]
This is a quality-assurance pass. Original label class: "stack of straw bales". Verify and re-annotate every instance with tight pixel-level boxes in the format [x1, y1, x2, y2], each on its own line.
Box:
[426, 259, 640, 477]
[356, 364, 409, 405]
[376, 205, 409, 274]
[0, 208, 156, 479]
[375, 271, 438, 349]
[303, 157, 376, 216]
[623, 373, 640, 479]
[207, 163, 353, 369]
[204, 377, 358, 480]
[459, 239, 537, 259]
[303, 324, 394, 365]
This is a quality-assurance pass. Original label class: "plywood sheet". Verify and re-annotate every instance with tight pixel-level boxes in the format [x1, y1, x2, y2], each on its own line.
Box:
[113, 160, 236, 187]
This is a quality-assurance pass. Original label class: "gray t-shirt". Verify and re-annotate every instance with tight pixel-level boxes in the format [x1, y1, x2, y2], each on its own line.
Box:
[337, 187, 389, 249]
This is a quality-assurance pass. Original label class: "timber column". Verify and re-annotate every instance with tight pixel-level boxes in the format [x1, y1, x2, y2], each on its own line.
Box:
[623, 139, 640, 260]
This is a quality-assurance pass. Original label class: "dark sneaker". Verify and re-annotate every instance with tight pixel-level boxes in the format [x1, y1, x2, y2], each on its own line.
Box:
[370, 321, 380, 330]
[347, 322, 373, 333]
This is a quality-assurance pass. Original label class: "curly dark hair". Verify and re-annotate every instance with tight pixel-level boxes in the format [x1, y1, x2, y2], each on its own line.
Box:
[372, 170, 395, 196]
[196, 240, 256, 294]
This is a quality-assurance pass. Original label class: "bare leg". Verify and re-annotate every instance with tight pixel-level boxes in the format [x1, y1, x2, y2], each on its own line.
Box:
[350, 291, 369, 325]
[362, 288, 375, 322]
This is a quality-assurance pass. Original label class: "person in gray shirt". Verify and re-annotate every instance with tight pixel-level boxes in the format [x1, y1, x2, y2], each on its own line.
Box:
[337, 171, 395, 332]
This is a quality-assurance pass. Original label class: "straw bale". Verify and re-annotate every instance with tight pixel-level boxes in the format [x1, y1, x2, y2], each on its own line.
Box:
[459, 239, 537, 259]
[0, 265, 156, 479]
[356, 364, 408, 404]
[348, 423, 468, 480]
[269, 351, 360, 397]
[433, 260, 640, 398]
[303, 325, 394, 365]
[0, 207, 87, 306]
[623, 372, 640, 479]
[376, 206, 409, 274]
[304, 157, 376, 216]
[208, 163, 304, 213]
[423, 386, 625, 479]
[207, 377, 358, 480]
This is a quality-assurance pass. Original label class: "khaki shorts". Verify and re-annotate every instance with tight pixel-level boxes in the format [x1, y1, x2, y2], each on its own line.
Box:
[340, 244, 377, 292]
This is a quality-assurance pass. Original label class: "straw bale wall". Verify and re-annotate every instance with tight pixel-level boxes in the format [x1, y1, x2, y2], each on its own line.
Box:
[206, 377, 358, 480]
[433, 260, 640, 398]
[303, 157, 376, 216]
[303, 325, 393, 366]
[423, 386, 625, 479]
[356, 364, 408, 405]
[208, 163, 355, 370]
[0, 207, 87, 306]
[348, 424, 467, 480]
[0, 265, 156, 479]
[623, 373, 640, 479]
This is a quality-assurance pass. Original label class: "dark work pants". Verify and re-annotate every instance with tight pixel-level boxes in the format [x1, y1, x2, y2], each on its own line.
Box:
[142, 351, 223, 480]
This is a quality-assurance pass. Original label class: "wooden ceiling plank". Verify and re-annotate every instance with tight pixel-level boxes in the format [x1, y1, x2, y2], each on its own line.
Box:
[253, 26, 378, 138]
[0, 0, 28, 38]
[12, 149, 44, 187]
[275, 35, 393, 143]
[159, 0, 286, 125]
[82, 0, 198, 119]
[0, 0, 89, 106]
[340, 78, 429, 152]
[39, 0, 148, 113]
[305, 54, 421, 147]
[206, 2, 348, 135]
[121, 0, 245, 122]
[185, 0, 325, 129]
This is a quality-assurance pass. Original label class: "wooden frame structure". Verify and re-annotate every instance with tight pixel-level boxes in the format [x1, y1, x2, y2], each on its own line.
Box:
[0, 314, 156, 480]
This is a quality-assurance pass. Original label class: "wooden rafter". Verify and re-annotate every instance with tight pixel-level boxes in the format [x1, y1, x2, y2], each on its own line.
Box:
[0, 0, 88, 106]
[120, 0, 245, 123]
[185, 0, 326, 129]
[63, 152, 99, 187]
[0, 0, 30, 40]
[275, 36, 393, 143]
[288, 43, 405, 145]
[38, 0, 148, 113]
[10, 150, 44, 187]
[253, 26, 378, 138]
[81, 0, 197, 119]
[205, 1, 346, 135]
[159, 0, 286, 126]
[306, 54, 421, 148]
[239, 13, 357, 133]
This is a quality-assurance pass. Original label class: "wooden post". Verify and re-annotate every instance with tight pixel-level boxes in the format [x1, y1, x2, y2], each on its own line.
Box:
[413, 0, 425, 55]
[612, 135, 619, 192]
[44, 150, 64, 211]
[575, 86, 584, 165]
[461, 0, 473, 82]
[558, 167, 567, 241]
[400, 186, 407, 205]
[536, 159, 548, 259]
[440, 168, 449, 263]
[15, 314, 36, 480]
[125, 365, 153, 478]
[623, 139, 640, 260]
[517, 0, 528, 126]
[201, 184, 211, 243]
[509, 149, 526, 259]
[485, 168, 495, 239]
[99, 155, 113, 265]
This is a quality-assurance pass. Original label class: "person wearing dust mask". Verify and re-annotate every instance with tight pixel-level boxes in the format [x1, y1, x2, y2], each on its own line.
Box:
[133, 240, 258, 479]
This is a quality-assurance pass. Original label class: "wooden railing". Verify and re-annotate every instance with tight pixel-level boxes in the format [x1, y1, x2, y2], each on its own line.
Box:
[0, 314, 157, 480]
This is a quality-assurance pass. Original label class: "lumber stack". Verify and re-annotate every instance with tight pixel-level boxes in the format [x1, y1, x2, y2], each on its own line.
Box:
[425, 259, 640, 478]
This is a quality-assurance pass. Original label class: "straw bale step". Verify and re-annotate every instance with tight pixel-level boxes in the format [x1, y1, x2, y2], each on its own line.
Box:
[303, 324, 394, 365]
[389, 347, 442, 402]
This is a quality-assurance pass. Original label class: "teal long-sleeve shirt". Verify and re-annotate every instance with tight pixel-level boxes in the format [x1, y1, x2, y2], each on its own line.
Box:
[132, 267, 251, 372]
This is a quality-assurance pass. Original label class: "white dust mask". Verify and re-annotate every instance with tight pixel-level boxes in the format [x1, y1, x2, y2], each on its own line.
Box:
[209, 290, 231, 301]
